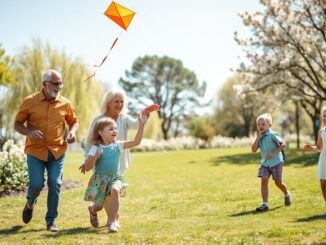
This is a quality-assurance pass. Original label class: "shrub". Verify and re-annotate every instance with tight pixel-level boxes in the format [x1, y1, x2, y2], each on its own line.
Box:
[132, 134, 311, 152]
[0, 139, 28, 191]
[132, 135, 254, 152]
[188, 118, 215, 141]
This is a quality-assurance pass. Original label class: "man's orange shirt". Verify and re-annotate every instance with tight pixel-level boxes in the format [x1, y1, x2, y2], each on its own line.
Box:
[15, 91, 78, 161]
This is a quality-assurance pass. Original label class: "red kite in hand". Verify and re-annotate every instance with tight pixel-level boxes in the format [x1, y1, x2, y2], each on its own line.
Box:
[145, 104, 160, 113]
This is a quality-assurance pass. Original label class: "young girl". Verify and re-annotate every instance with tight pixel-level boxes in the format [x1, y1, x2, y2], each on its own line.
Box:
[83, 114, 147, 233]
[303, 107, 326, 206]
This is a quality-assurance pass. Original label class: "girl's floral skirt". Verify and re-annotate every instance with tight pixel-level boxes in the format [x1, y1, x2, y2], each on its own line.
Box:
[84, 173, 128, 207]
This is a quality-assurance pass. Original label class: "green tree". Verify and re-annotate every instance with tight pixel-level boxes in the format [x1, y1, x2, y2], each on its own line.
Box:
[214, 74, 278, 137]
[4, 38, 104, 137]
[188, 117, 215, 142]
[119, 55, 206, 140]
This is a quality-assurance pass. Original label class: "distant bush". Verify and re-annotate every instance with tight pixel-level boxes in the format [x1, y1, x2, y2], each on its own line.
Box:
[133, 135, 254, 152]
[131, 134, 311, 152]
[188, 118, 215, 141]
[0, 140, 28, 191]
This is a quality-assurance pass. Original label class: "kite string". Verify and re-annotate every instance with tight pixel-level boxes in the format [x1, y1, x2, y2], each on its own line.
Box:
[82, 30, 123, 83]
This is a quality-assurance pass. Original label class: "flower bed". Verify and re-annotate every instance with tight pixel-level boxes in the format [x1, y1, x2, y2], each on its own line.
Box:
[0, 139, 28, 191]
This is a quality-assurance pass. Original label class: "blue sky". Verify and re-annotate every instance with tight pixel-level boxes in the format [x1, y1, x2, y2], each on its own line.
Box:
[1, 0, 261, 104]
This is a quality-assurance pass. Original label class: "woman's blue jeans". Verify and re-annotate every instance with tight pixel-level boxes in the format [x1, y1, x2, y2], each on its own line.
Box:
[26, 151, 65, 224]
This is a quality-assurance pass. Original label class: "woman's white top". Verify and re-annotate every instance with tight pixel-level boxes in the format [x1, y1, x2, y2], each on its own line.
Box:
[318, 129, 326, 180]
[84, 113, 139, 174]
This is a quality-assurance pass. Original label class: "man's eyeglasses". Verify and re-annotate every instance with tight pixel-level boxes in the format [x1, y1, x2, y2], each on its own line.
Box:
[45, 81, 64, 88]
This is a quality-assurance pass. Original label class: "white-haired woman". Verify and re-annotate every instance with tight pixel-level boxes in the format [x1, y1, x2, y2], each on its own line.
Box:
[80, 89, 145, 227]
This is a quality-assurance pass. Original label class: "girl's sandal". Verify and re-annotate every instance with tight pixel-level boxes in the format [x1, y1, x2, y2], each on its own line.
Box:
[88, 205, 99, 227]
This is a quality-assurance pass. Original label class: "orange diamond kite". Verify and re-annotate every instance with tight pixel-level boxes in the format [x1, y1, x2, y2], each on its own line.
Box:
[82, 1, 135, 83]
[104, 1, 135, 30]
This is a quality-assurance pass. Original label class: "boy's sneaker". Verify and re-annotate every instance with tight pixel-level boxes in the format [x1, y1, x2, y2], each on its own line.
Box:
[285, 192, 292, 206]
[88, 205, 99, 228]
[256, 203, 269, 212]
[108, 223, 118, 233]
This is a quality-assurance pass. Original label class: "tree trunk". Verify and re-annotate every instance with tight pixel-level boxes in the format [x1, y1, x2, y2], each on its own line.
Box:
[163, 129, 168, 140]
[161, 123, 168, 140]
[300, 100, 321, 144]
[294, 101, 300, 149]
[313, 116, 320, 143]
[173, 119, 180, 138]
[244, 123, 250, 137]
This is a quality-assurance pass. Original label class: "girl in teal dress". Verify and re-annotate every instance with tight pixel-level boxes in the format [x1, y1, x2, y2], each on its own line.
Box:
[83, 115, 147, 233]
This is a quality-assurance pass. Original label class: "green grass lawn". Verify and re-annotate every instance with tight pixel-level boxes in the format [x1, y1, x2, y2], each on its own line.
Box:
[0, 147, 325, 244]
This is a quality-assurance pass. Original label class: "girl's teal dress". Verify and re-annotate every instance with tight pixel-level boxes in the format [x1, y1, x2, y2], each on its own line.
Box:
[84, 142, 127, 207]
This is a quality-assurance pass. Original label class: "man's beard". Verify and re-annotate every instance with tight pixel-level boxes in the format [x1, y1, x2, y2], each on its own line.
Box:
[50, 90, 60, 98]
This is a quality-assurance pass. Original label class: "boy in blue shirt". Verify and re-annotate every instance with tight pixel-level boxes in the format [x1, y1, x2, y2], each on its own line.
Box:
[251, 113, 291, 212]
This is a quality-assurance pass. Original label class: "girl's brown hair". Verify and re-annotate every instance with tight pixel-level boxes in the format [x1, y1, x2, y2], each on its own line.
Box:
[91, 117, 116, 144]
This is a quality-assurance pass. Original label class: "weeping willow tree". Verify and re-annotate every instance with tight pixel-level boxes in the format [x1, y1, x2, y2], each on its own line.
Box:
[4, 38, 104, 138]
[0, 45, 17, 138]
[0, 44, 16, 86]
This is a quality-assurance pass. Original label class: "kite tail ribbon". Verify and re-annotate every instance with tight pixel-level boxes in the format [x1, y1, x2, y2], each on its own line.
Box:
[82, 71, 96, 83]
[83, 36, 120, 83]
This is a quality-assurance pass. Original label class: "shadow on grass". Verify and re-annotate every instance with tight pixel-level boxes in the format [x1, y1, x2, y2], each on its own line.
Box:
[212, 149, 319, 167]
[0, 225, 24, 235]
[0, 225, 103, 236]
[189, 161, 198, 164]
[295, 214, 326, 222]
[41, 225, 109, 237]
[229, 206, 282, 217]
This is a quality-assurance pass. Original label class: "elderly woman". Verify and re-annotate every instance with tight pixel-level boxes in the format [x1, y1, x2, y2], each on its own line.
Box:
[84, 90, 141, 172]
[81, 89, 144, 227]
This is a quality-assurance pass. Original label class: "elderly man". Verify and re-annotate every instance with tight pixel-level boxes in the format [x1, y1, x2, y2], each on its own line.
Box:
[14, 69, 79, 232]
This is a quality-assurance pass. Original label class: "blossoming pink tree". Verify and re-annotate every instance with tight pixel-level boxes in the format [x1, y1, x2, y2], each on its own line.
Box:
[235, 0, 325, 140]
